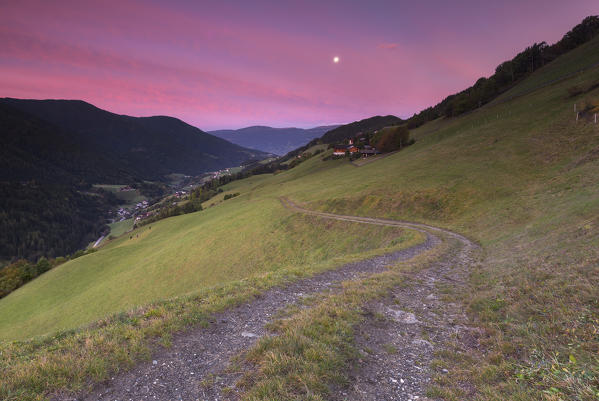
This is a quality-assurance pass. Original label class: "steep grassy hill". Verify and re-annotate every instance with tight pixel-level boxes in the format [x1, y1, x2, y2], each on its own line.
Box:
[0, 189, 419, 340]
[210, 125, 338, 155]
[2, 31, 599, 401]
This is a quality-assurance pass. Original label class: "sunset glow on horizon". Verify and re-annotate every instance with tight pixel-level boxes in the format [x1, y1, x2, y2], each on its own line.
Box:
[1, 0, 597, 130]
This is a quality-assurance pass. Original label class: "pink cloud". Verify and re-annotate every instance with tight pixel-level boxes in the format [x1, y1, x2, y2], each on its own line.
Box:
[377, 43, 399, 50]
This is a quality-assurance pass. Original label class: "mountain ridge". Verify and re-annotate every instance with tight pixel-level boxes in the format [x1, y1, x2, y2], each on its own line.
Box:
[210, 124, 339, 155]
[1, 98, 270, 180]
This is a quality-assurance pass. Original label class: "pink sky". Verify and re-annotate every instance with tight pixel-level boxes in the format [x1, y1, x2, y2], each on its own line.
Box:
[0, 1, 597, 130]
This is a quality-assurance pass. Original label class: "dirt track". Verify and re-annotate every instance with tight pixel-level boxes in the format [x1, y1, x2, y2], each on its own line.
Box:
[57, 198, 478, 401]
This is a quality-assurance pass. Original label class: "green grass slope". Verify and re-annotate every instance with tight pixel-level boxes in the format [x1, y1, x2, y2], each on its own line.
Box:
[93, 184, 147, 207]
[107, 219, 134, 238]
[0, 189, 418, 340]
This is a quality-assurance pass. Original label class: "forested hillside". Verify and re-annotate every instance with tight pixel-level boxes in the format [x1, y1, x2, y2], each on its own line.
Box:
[0, 182, 117, 262]
[407, 15, 599, 127]
[0, 104, 125, 262]
[0, 103, 132, 185]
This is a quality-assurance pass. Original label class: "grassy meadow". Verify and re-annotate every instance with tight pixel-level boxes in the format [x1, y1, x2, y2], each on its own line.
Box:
[0, 181, 422, 400]
[107, 218, 134, 238]
[93, 184, 147, 206]
[0, 190, 420, 340]
[1, 35, 599, 401]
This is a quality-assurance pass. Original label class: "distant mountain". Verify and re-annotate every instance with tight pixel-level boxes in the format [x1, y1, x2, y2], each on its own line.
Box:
[210, 125, 339, 155]
[1, 98, 270, 180]
[0, 102, 133, 185]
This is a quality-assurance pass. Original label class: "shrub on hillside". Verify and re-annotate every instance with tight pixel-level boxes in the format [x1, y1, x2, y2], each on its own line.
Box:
[372, 126, 411, 153]
[349, 152, 362, 161]
[182, 199, 203, 214]
[0, 252, 96, 299]
[224, 193, 240, 200]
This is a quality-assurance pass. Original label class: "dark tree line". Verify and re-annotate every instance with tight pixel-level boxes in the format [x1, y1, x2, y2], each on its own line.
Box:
[0, 249, 97, 299]
[407, 16, 599, 128]
[0, 182, 119, 263]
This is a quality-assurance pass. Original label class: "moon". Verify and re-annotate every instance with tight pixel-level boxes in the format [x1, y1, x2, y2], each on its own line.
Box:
[333, 56, 340, 64]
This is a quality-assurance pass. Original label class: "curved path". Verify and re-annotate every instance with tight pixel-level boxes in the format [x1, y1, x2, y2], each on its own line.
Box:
[280, 197, 474, 245]
[282, 198, 480, 400]
[59, 198, 477, 401]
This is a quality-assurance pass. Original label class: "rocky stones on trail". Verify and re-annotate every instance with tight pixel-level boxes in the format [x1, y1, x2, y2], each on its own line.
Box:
[335, 232, 479, 401]
[387, 308, 420, 324]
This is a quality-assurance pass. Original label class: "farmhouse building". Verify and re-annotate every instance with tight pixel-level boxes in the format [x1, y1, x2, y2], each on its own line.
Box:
[360, 145, 377, 156]
[333, 144, 360, 156]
